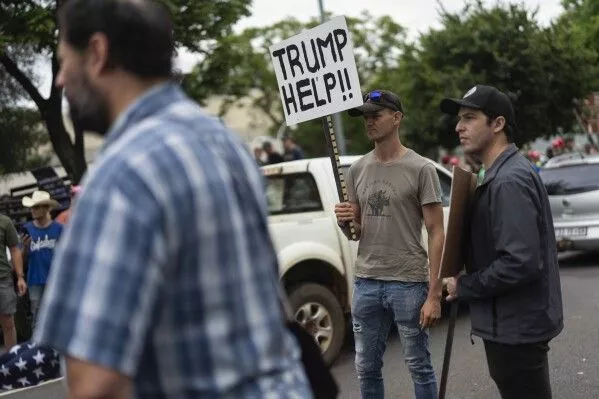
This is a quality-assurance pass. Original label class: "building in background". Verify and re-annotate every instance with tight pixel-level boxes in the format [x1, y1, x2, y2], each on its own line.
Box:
[1, 92, 279, 194]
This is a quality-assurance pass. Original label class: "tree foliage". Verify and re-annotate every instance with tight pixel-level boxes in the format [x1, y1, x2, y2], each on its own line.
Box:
[391, 1, 598, 152]
[0, 45, 50, 175]
[0, 107, 51, 175]
[0, 0, 251, 182]
[559, 0, 599, 62]
[185, 2, 598, 157]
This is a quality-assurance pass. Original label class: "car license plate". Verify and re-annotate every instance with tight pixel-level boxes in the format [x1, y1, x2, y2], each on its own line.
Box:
[555, 227, 587, 238]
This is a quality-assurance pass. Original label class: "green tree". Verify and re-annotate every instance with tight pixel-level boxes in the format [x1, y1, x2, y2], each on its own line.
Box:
[390, 1, 598, 153]
[559, 0, 599, 65]
[0, 0, 251, 183]
[183, 12, 406, 156]
[556, 0, 599, 136]
[0, 46, 51, 175]
[0, 107, 52, 175]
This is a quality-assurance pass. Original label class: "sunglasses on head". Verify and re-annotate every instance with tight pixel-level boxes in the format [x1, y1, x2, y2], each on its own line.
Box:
[364, 90, 384, 102]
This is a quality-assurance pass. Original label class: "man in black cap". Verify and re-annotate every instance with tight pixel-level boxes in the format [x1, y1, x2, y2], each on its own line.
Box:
[335, 90, 445, 399]
[441, 85, 563, 399]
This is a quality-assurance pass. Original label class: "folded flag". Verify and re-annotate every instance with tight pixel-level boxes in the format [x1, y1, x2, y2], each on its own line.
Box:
[0, 341, 60, 391]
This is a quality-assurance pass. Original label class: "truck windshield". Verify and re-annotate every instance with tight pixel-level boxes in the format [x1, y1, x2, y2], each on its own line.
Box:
[265, 173, 323, 215]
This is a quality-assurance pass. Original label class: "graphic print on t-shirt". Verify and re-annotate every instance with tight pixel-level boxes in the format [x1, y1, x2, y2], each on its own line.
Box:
[30, 235, 57, 251]
[362, 180, 396, 217]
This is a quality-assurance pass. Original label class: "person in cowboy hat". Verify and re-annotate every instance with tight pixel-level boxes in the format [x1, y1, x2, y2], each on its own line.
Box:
[21, 191, 63, 327]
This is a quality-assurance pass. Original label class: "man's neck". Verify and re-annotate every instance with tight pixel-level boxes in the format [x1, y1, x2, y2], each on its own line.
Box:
[481, 140, 511, 170]
[107, 75, 169, 126]
[33, 217, 52, 229]
[374, 133, 406, 163]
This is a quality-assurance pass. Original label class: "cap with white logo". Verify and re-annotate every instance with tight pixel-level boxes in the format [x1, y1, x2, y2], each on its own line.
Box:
[440, 84, 516, 130]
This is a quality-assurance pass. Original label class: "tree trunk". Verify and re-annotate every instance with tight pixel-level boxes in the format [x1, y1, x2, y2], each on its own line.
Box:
[43, 93, 87, 184]
[72, 123, 87, 184]
[1, 51, 88, 184]
[48, 46, 88, 184]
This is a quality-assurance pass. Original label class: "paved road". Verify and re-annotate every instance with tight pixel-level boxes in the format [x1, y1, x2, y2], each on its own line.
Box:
[331, 251, 599, 398]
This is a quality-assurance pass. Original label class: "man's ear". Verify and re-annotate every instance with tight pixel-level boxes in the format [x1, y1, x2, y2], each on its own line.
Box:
[85, 32, 110, 77]
[493, 116, 506, 133]
[395, 111, 404, 124]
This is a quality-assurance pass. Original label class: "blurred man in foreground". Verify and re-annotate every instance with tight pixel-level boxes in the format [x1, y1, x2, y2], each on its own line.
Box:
[34, 1, 312, 398]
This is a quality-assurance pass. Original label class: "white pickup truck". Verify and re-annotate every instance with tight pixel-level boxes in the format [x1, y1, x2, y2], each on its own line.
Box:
[262, 155, 452, 365]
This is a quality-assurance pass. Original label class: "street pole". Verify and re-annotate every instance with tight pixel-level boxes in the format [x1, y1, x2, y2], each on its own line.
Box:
[318, 0, 347, 155]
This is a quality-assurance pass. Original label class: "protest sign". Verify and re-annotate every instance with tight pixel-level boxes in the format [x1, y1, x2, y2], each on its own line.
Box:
[439, 165, 477, 279]
[438, 165, 477, 399]
[269, 16, 363, 125]
[269, 16, 361, 240]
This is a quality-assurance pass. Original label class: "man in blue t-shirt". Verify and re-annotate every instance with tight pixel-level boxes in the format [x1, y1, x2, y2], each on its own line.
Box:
[21, 191, 62, 327]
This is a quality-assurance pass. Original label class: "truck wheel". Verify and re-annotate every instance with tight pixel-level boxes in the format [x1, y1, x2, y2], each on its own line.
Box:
[288, 283, 345, 366]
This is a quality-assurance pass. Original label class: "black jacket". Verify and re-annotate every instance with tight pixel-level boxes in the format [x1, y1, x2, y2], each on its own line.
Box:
[458, 144, 563, 344]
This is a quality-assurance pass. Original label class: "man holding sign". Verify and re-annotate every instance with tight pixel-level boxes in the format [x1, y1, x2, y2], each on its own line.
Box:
[335, 90, 445, 399]
[441, 85, 563, 399]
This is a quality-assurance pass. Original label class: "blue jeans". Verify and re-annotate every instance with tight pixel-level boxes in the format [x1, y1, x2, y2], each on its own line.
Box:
[352, 278, 437, 399]
[29, 285, 45, 329]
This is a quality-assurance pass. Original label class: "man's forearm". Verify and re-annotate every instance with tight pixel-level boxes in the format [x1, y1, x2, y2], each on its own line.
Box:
[68, 385, 130, 399]
[427, 228, 445, 299]
[67, 358, 131, 399]
[9, 248, 24, 278]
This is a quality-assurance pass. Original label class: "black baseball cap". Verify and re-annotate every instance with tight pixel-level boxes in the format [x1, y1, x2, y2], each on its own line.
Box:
[440, 84, 516, 129]
[348, 89, 404, 117]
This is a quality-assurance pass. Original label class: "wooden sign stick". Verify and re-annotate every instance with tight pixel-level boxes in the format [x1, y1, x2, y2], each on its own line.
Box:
[322, 115, 357, 240]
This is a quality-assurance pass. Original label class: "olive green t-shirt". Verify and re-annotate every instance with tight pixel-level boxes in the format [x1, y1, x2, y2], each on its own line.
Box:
[346, 150, 442, 281]
[0, 215, 19, 281]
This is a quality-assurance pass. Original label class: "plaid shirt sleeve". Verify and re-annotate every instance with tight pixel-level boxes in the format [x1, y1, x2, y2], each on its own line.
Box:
[33, 160, 166, 376]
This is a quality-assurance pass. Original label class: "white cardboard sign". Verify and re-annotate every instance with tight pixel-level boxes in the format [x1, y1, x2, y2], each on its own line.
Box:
[269, 16, 363, 125]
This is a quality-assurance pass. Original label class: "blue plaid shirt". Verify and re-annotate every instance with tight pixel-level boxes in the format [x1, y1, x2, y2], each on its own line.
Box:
[33, 83, 312, 398]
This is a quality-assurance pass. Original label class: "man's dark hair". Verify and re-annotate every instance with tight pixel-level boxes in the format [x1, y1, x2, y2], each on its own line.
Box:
[483, 110, 515, 143]
[58, 0, 174, 79]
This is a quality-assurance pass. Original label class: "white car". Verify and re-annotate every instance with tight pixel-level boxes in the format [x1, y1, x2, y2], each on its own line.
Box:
[263, 155, 451, 364]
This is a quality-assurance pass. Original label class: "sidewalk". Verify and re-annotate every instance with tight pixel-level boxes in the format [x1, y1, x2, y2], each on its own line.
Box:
[0, 379, 65, 399]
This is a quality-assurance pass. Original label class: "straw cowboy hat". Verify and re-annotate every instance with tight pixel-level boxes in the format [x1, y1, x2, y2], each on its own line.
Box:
[22, 190, 59, 209]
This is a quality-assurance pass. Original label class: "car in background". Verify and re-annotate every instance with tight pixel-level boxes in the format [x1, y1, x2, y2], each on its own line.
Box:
[543, 152, 586, 168]
[539, 154, 599, 252]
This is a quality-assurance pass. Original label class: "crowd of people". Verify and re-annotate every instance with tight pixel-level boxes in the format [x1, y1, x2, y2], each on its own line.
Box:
[545, 135, 599, 159]
[0, 187, 76, 390]
[441, 133, 599, 177]
[0, 1, 574, 398]
[254, 135, 305, 165]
